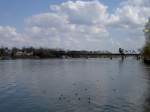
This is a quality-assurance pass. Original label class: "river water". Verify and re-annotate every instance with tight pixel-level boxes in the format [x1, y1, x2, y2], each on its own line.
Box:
[0, 58, 150, 112]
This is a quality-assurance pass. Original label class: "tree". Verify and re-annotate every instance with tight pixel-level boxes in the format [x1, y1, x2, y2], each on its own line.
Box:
[144, 18, 150, 45]
[11, 47, 18, 57]
[0, 47, 5, 56]
[119, 48, 124, 54]
[143, 18, 150, 58]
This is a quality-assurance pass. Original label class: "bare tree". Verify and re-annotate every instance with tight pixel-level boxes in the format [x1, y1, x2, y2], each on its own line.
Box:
[143, 18, 150, 58]
[144, 18, 150, 45]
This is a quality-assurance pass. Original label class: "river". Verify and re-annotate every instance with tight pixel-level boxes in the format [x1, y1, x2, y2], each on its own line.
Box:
[0, 58, 150, 112]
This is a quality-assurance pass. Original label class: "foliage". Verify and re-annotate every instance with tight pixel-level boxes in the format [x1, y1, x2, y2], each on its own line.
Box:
[143, 45, 150, 57]
[119, 48, 124, 54]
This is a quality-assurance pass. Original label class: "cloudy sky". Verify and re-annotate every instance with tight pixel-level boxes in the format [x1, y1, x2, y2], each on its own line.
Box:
[0, 0, 150, 52]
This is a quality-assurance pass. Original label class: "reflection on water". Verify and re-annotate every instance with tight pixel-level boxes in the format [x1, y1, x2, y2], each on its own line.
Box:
[0, 58, 150, 112]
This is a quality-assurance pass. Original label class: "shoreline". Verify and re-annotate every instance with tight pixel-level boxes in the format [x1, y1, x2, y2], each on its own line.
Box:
[0, 54, 140, 60]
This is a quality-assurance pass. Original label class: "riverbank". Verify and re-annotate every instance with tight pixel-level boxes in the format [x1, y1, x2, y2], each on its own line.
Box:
[0, 47, 140, 60]
[0, 54, 140, 60]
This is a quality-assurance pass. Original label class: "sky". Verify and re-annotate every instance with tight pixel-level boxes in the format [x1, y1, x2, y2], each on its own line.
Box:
[0, 0, 150, 52]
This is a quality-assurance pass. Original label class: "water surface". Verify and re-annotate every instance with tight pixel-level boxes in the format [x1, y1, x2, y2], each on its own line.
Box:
[0, 58, 150, 112]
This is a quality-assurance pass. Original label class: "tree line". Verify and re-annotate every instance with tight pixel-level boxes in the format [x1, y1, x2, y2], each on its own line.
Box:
[0, 47, 113, 59]
[143, 18, 150, 58]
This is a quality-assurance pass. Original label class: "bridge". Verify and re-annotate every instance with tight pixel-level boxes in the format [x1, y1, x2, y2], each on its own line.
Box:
[63, 53, 141, 58]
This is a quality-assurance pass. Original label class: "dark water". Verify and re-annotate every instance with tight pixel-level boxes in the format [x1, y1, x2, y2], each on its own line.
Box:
[0, 58, 150, 112]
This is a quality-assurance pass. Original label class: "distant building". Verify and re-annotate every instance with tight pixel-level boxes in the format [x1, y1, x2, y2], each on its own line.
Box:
[25, 52, 34, 56]
[15, 51, 34, 57]
[15, 51, 24, 56]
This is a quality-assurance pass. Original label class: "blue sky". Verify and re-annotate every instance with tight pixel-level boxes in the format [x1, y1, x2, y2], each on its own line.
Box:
[0, 0, 149, 51]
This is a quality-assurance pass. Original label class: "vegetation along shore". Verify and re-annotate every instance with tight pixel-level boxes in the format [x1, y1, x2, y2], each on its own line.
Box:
[0, 47, 139, 60]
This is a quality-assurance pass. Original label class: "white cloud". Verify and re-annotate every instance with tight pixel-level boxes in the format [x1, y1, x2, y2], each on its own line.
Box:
[50, 0, 109, 25]
[25, 0, 110, 50]
[109, 0, 150, 28]
[105, 0, 150, 51]
[0, 0, 149, 52]
[0, 26, 28, 47]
